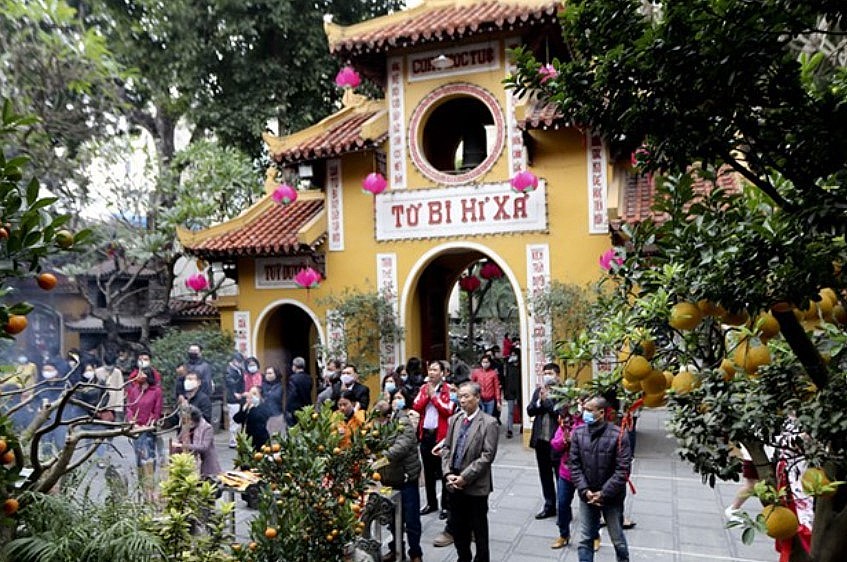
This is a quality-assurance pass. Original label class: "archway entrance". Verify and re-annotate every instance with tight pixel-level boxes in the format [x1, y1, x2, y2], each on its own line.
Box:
[413, 248, 518, 365]
[259, 303, 320, 392]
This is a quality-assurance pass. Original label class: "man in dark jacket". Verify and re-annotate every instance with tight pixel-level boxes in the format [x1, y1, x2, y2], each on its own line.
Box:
[225, 352, 245, 447]
[376, 397, 422, 562]
[527, 362, 561, 519]
[285, 356, 313, 427]
[186, 343, 214, 397]
[569, 396, 632, 562]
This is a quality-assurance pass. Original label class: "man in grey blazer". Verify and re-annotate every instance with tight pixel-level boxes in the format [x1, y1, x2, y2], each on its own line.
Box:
[441, 381, 499, 562]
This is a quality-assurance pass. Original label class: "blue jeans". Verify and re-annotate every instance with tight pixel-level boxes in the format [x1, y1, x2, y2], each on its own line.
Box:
[133, 430, 157, 469]
[578, 498, 629, 562]
[481, 400, 496, 415]
[388, 480, 423, 558]
[556, 476, 575, 538]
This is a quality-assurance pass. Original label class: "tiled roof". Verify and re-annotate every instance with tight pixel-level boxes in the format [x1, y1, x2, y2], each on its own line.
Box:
[517, 99, 566, 130]
[66, 315, 167, 334]
[612, 168, 742, 228]
[169, 299, 219, 318]
[182, 199, 325, 258]
[326, 0, 561, 56]
[269, 110, 388, 163]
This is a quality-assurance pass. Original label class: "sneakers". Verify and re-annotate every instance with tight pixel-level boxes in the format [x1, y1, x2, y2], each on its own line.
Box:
[433, 532, 454, 547]
[593, 538, 601, 552]
[724, 506, 743, 523]
[550, 536, 568, 549]
[506, 430, 513, 439]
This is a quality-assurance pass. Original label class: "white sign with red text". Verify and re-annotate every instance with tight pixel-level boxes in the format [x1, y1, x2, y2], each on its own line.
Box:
[234, 311, 251, 358]
[254, 257, 314, 289]
[327, 158, 344, 251]
[587, 133, 609, 234]
[387, 56, 407, 189]
[407, 41, 500, 82]
[375, 181, 547, 241]
[377, 253, 400, 374]
[526, 244, 552, 383]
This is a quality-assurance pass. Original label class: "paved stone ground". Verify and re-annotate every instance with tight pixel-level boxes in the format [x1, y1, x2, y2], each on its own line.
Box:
[78, 407, 778, 561]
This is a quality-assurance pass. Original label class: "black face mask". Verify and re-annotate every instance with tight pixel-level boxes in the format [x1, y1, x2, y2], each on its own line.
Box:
[188, 352, 200, 362]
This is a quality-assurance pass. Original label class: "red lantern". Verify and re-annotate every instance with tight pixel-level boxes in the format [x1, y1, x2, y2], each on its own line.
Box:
[185, 273, 209, 292]
[272, 183, 298, 205]
[479, 262, 503, 280]
[294, 267, 322, 289]
[335, 66, 361, 89]
[362, 172, 387, 195]
[510, 170, 538, 194]
[459, 275, 481, 293]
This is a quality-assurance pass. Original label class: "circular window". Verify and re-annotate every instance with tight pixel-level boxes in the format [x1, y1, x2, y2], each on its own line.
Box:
[409, 83, 505, 185]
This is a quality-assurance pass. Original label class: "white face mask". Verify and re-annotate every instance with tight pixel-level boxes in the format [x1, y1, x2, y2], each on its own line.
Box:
[247, 365, 259, 374]
[341, 374, 354, 386]
[83, 370, 95, 380]
[138, 359, 150, 369]
[42, 369, 58, 379]
[184, 379, 198, 392]
[543, 375, 558, 387]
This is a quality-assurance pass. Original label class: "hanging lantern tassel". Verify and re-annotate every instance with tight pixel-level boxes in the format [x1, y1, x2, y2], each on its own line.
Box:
[335, 65, 361, 89]
[294, 267, 322, 289]
[185, 273, 209, 292]
[362, 172, 387, 195]
[272, 183, 298, 206]
[510, 170, 538, 194]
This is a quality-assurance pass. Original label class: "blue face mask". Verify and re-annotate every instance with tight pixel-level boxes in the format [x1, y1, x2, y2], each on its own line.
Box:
[394, 399, 405, 411]
[582, 411, 596, 425]
[450, 392, 458, 404]
[385, 382, 397, 393]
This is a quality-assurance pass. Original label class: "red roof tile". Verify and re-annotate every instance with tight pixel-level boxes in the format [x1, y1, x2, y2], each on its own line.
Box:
[271, 109, 386, 164]
[169, 299, 220, 318]
[518, 99, 566, 129]
[613, 168, 742, 228]
[327, 1, 561, 56]
[183, 199, 324, 258]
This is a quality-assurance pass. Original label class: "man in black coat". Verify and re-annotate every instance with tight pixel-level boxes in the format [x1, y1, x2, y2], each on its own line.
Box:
[186, 343, 214, 397]
[569, 395, 632, 562]
[527, 362, 561, 519]
[339, 364, 370, 410]
[285, 356, 313, 426]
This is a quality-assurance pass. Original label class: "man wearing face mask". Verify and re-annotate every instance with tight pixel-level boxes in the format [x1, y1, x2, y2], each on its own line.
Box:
[527, 362, 562, 520]
[569, 396, 632, 562]
[178, 371, 213, 424]
[186, 343, 214, 397]
[376, 394, 423, 562]
[339, 364, 370, 410]
[413, 360, 454, 519]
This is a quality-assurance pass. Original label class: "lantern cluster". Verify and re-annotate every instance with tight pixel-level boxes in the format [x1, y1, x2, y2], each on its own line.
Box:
[459, 275, 481, 293]
[294, 267, 322, 289]
[479, 262, 503, 280]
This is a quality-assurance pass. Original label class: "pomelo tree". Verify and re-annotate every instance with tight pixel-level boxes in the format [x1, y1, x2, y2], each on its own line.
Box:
[507, 1, 847, 560]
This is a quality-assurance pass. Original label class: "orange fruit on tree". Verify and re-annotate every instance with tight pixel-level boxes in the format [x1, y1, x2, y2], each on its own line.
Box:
[36, 272, 58, 291]
[2, 498, 19, 516]
[4, 315, 27, 335]
[833, 304, 847, 325]
[0, 227, 8, 240]
[623, 355, 651, 381]
[372, 472, 382, 482]
[669, 302, 703, 331]
[720, 308, 750, 326]
[621, 377, 641, 393]
[697, 299, 721, 317]
[761, 505, 799, 540]
[671, 370, 699, 394]
[248, 542, 258, 551]
[0, 438, 7, 455]
[641, 370, 668, 395]
[719, 358, 736, 380]
[55, 229, 74, 249]
[754, 312, 780, 340]
[253, 452, 264, 461]
[642, 392, 666, 408]
[264, 527, 278, 539]
[1, 450, 13, 464]
[271, 443, 281, 453]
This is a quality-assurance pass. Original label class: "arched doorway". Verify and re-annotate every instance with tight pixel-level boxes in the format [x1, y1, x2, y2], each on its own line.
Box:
[255, 301, 322, 395]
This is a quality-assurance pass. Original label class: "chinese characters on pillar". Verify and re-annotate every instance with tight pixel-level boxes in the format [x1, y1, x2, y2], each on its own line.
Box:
[327, 158, 344, 251]
[234, 311, 251, 357]
[377, 253, 400, 375]
[387, 56, 407, 190]
[526, 244, 552, 384]
[587, 133, 609, 234]
[504, 37, 526, 177]
[326, 309, 346, 364]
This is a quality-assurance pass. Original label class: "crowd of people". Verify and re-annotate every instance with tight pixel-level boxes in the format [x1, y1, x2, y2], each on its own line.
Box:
[1, 335, 643, 562]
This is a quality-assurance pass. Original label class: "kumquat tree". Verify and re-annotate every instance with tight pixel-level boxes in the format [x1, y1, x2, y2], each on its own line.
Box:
[507, 1, 847, 561]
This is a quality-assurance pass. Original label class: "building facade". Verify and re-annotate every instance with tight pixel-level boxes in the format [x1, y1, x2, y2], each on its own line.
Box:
[179, 0, 635, 430]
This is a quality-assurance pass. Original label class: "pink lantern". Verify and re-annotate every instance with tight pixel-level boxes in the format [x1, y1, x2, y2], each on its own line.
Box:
[185, 273, 209, 292]
[294, 267, 322, 289]
[599, 248, 624, 271]
[272, 183, 298, 206]
[538, 63, 558, 84]
[510, 170, 538, 194]
[362, 172, 388, 195]
[479, 262, 503, 280]
[335, 66, 361, 89]
[459, 275, 481, 293]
